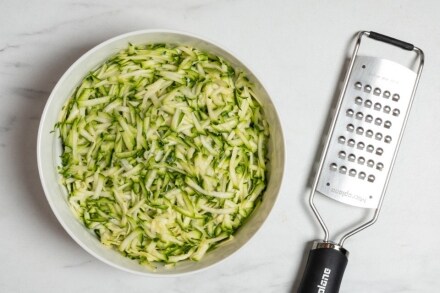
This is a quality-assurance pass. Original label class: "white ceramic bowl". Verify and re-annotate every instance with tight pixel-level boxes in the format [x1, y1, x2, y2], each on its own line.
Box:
[37, 29, 284, 276]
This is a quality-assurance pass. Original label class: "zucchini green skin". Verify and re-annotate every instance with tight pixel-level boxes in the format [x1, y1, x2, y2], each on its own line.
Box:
[57, 43, 270, 269]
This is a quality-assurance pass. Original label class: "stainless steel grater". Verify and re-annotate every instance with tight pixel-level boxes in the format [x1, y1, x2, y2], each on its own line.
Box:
[298, 31, 424, 293]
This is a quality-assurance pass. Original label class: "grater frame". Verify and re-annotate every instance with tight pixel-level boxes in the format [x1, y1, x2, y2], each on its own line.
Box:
[309, 31, 424, 246]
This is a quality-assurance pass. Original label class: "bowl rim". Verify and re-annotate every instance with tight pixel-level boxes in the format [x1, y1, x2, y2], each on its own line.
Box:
[37, 28, 285, 277]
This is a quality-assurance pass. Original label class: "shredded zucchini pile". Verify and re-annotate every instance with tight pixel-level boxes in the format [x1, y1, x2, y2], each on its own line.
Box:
[57, 43, 269, 268]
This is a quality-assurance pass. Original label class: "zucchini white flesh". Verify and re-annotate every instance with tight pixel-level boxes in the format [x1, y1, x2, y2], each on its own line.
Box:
[57, 43, 270, 269]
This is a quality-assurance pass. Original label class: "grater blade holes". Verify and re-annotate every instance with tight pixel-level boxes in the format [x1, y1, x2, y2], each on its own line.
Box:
[346, 108, 354, 117]
[392, 94, 400, 102]
[355, 112, 364, 120]
[364, 99, 372, 108]
[384, 105, 391, 114]
[393, 108, 400, 116]
[357, 141, 365, 150]
[366, 144, 374, 153]
[375, 132, 383, 141]
[347, 139, 355, 147]
[355, 82, 362, 89]
[356, 127, 364, 135]
[367, 175, 375, 183]
[374, 118, 383, 126]
[366, 129, 373, 138]
[384, 135, 392, 143]
[376, 162, 384, 171]
[384, 120, 392, 129]
[338, 136, 346, 144]
[355, 97, 363, 105]
[359, 172, 366, 180]
[330, 163, 338, 171]
[383, 90, 391, 99]
[338, 151, 346, 159]
[376, 147, 384, 156]
[348, 154, 356, 162]
[349, 169, 357, 176]
[364, 84, 372, 93]
[374, 102, 382, 111]
[347, 124, 355, 132]
[365, 114, 373, 123]
[339, 166, 347, 174]
[373, 87, 381, 96]
[358, 156, 365, 164]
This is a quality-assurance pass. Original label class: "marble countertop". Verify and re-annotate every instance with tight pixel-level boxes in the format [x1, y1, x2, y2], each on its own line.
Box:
[1, 0, 439, 292]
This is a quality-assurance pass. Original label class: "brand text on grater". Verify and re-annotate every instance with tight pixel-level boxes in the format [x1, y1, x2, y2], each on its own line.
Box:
[317, 267, 331, 292]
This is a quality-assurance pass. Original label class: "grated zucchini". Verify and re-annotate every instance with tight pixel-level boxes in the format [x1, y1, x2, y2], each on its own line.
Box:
[56, 43, 270, 269]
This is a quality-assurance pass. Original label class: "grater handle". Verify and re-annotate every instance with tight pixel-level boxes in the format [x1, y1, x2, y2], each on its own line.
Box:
[368, 31, 414, 51]
[298, 241, 348, 293]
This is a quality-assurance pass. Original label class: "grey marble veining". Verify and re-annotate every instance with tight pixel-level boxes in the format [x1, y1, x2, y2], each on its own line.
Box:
[1, 0, 440, 292]
[0, 44, 20, 52]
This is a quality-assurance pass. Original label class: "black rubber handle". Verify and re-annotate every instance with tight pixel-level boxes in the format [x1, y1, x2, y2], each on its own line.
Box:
[298, 246, 348, 293]
[368, 31, 414, 51]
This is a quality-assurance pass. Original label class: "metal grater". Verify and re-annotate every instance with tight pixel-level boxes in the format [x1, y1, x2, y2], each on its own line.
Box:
[298, 31, 424, 293]
[316, 55, 417, 209]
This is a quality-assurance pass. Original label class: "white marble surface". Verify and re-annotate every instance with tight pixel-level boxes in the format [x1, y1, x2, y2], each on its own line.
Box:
[1, 0, 440, 292]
